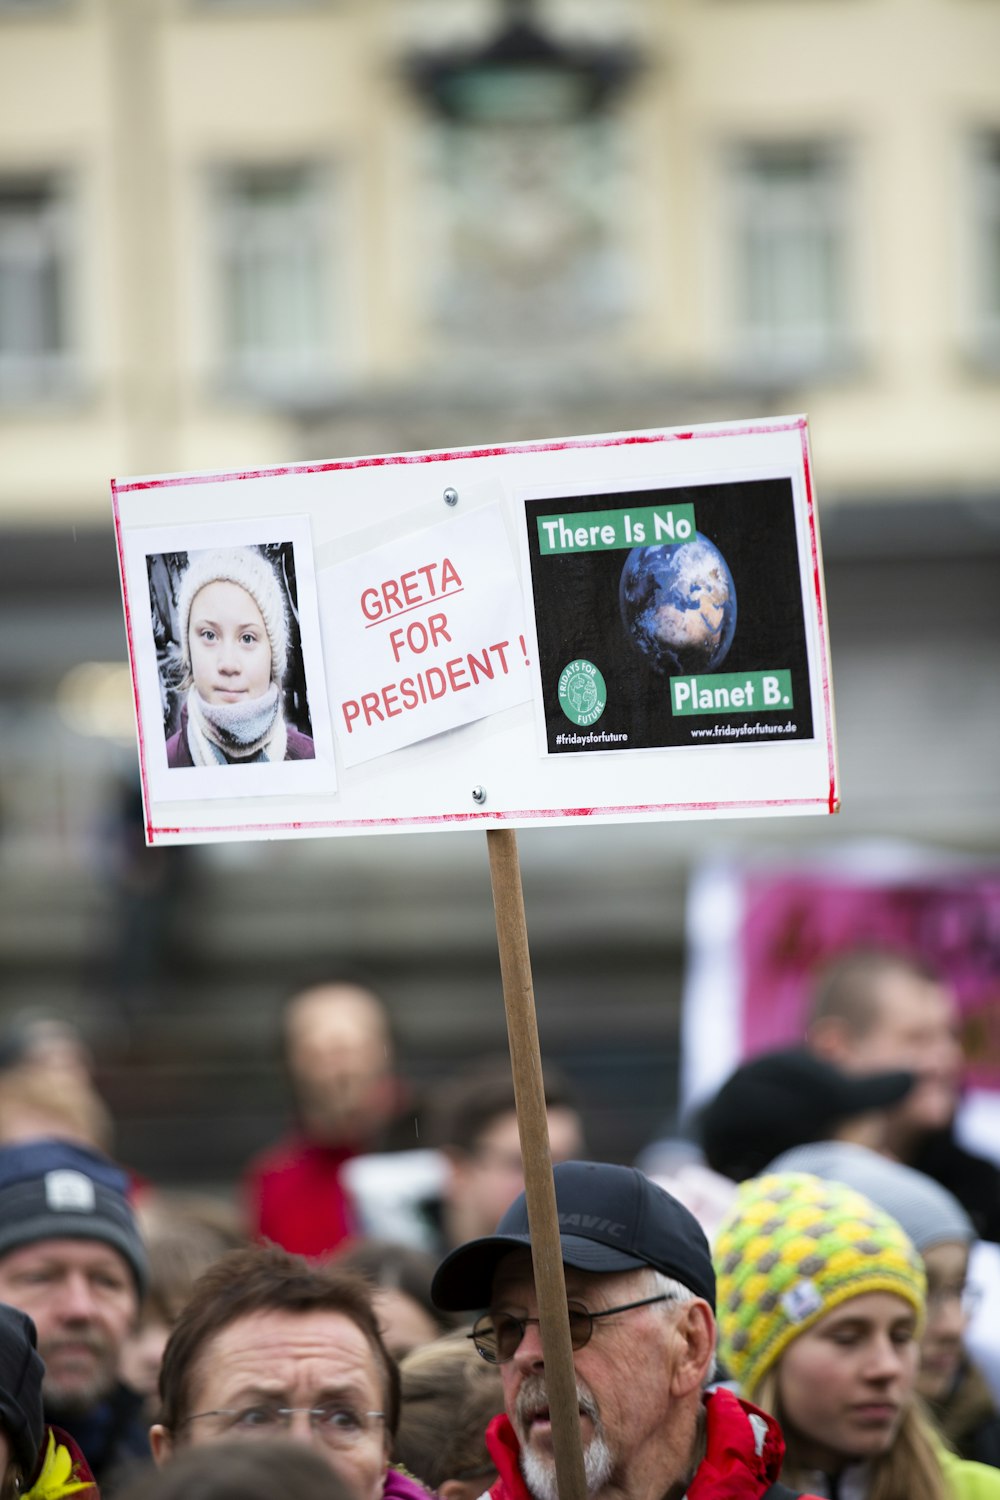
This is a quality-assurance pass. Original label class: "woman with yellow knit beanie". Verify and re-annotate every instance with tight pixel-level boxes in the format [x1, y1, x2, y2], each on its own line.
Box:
[714, 1173, 1000, 1500]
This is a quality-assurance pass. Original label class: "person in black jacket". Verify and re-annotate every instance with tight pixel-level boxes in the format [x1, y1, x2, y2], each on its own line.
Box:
[0, 1300, 101, 1499]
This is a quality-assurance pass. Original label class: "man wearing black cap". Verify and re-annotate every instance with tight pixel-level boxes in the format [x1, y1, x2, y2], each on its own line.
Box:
[432, 1161, 821, 1500]
[0, 1140, 150, 1491]
[696, 1047, 917, 1182]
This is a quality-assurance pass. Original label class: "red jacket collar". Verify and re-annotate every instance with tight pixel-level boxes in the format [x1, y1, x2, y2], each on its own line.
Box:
[486, 1410, 528, 1500]
[687, 1389, 786, 1497]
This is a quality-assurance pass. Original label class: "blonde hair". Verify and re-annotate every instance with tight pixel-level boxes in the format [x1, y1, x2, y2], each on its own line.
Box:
[0, 1064, 113, 1153]
[750, 1365, 950, 1500]
[395, 1331, 503, 1491]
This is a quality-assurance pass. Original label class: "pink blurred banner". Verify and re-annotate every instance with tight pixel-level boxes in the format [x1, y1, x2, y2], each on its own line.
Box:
[740, 871, 1000, 1087]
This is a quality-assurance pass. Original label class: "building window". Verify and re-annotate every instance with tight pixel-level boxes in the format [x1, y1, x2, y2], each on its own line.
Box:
[0, 176, 73, 400]
[971, 134, 1000, 363]
[212, 162, 341, 401]
[729, 142, 849, 376]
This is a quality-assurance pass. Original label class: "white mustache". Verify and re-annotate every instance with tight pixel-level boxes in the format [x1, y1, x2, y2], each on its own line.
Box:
[515, 1374, 600, 1427]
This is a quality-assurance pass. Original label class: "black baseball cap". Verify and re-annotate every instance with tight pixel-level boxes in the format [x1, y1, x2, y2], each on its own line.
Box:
[431, 1160, 715, 1312]
[698, 1047, 916, 1182]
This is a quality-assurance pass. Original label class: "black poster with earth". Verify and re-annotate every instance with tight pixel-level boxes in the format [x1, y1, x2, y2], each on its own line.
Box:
[523, 478, 814, 754]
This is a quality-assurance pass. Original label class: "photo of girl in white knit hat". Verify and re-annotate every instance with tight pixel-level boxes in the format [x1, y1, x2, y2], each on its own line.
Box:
[149, 542, 315, 769]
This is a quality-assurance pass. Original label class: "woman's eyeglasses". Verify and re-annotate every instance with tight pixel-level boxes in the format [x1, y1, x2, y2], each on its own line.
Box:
[181, 1404, 385, 1446]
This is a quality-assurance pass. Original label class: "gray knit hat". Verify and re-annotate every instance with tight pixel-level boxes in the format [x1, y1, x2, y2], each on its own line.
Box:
[766, 1140, 974, 1252]
[0, 1141, 148, 1296]
[177, 546, 289, 686]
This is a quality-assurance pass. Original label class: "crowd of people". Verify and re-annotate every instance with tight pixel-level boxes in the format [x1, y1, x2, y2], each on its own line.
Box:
[0, 949, 997, 1500]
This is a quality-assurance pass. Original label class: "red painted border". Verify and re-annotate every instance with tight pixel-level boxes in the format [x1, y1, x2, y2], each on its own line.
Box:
[110, 418, 807, 494]
[112, 415, 837, 845]
[798, 424, 839, 814]
[146, 796, 831, 840]
[111, 493, 154, 842]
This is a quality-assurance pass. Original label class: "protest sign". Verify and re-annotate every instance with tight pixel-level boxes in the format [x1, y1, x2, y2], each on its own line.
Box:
[113, 414, 838, 846]
[113, 413, 840, 1500]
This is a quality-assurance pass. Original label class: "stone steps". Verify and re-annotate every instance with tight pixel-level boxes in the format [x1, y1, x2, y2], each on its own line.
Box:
[1, 838, 688, 1191]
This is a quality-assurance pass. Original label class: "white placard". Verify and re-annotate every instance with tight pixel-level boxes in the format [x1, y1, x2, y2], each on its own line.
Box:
[112, 415, 839, 845]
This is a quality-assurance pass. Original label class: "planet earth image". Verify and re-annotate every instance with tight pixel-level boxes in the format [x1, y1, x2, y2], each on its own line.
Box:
[619, 533, 737, 676]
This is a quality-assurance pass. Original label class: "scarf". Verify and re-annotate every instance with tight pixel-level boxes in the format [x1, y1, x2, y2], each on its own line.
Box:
[185, 682, 287, 766]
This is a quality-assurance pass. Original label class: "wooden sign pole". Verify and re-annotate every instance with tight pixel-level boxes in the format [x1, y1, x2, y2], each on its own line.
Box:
[487, 828, 588, 1500]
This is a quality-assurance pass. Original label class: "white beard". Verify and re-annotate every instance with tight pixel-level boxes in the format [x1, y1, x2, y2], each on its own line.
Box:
[520, 1431, 614, 1500]
[515, 1375, 614, 1500]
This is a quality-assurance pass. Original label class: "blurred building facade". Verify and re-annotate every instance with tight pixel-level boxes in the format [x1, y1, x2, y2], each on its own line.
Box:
[1, 0, 998, 1183]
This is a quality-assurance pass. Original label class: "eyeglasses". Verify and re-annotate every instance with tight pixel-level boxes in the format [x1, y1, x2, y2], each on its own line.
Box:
[181, 1404, 385, 1446]
[926, 1283, 983, 1317]
[468, 1293, 672, 1365]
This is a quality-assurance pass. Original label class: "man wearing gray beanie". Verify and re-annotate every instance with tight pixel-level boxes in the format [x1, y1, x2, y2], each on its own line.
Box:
[0, 1139, 151, 1492]
[768, 1139, 1000, 1470]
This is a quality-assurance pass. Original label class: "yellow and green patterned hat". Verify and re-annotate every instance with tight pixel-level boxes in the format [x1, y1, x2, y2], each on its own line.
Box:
[713, 1172, 926, 1395]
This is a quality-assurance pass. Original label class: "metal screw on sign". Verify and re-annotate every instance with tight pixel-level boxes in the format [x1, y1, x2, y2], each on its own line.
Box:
[443, 487, 459, 507]
[472, 786, 487, 804]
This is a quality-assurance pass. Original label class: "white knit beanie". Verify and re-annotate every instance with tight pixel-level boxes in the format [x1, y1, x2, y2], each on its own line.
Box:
[177, 547, 289, 686]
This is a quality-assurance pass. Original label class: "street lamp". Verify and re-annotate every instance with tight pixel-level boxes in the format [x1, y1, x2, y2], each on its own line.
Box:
[406, 0, 639, 126]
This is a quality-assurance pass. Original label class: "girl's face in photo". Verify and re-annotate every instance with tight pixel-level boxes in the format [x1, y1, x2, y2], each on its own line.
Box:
[189, 579, 272, 703]
[776, 1291, 919, 1473]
